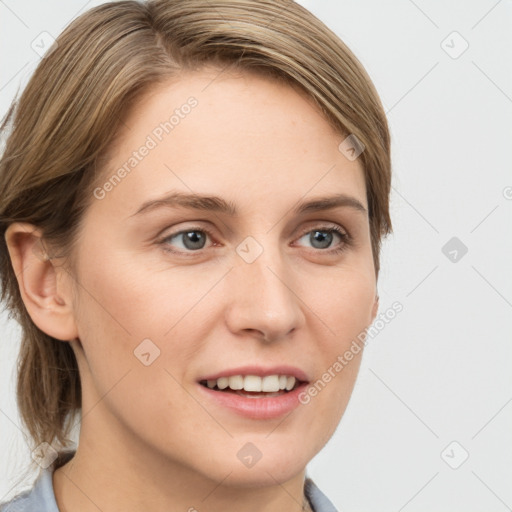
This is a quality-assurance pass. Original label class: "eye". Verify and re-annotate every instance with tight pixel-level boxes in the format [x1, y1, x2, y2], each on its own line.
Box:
[160, 227, 215, 254]
[158, 224, 351, 256]
[294, 225, 350, 255]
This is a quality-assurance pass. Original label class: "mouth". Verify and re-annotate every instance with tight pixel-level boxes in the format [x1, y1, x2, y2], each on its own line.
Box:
[199, 374, 304, 398]
[196, 366, 310, 419]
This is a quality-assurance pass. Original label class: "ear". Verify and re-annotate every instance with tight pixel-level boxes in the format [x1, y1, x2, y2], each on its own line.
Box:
[4, 222, 79, 342]
[371, 293, 379, 323]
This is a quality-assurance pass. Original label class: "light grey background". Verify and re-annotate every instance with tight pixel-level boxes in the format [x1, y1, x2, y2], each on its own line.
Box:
[1, 1, 511, 511]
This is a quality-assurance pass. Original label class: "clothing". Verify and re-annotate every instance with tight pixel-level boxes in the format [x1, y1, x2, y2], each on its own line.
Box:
[0, 451, 338, 512]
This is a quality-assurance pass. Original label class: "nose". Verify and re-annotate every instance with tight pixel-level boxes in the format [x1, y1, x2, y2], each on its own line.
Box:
[224, 240, 306, 343]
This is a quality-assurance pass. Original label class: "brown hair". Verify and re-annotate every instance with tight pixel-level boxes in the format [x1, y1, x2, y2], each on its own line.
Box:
[0, 0, 392, 469]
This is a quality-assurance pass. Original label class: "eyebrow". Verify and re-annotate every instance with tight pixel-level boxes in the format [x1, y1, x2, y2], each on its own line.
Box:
[129, 191, 367, 218]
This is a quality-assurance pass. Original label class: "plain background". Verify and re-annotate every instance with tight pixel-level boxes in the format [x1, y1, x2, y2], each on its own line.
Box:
[1, 1, 511, 511]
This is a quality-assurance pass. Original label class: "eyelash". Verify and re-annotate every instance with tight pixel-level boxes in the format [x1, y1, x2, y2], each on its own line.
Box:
[158, 224, 352, 258]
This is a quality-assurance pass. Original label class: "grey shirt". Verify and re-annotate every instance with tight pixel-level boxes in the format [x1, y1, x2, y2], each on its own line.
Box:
[0, 451, 338, 512]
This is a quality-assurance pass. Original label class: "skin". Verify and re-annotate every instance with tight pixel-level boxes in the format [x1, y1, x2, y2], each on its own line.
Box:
[6, 67, 379, 512]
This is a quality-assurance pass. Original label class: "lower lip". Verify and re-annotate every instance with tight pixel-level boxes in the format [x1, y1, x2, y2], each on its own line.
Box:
[197, 382, 308, 420]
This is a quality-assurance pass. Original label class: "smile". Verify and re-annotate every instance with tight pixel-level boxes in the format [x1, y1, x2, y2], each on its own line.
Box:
[199, 374, 299, 395]
[197, 367, 309, 419]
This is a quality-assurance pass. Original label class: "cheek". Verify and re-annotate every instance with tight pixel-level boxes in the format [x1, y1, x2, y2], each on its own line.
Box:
[72, 253, 203, 436]
[314, 263, 376, 342]
[300, 264, 375, 428]
[77, 248, 180, 336]
[73, 247, 213, 388]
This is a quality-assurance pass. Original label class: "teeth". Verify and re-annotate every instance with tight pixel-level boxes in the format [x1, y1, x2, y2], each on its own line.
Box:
[217, 377, 229, 390]
[261, 375, 280, 392]
[286, 377, 295, 391]
[244, 375, 262, 392]
[228, 375, 244, 390]
[204, 374, 299, 392]
[286, 376, 295, 391]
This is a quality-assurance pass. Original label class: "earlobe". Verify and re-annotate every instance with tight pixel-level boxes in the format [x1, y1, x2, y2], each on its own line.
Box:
[4, 222, 78, 342]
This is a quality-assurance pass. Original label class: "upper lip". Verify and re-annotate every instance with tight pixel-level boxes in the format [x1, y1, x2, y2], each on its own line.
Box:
[198, 365, 309, 383]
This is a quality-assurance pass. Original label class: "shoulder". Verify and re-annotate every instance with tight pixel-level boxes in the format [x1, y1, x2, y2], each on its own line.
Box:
[304, 476, 339, 512]
[0, 470, 56, 512]
[0, 451, 76, 512]
[0, 487, 35, 512]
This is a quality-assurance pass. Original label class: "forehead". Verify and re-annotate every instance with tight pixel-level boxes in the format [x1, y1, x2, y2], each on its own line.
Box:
[92, 68, 367, 218]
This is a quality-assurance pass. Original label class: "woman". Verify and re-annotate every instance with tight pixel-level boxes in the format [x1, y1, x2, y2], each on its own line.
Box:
[0, 0, 392, 510]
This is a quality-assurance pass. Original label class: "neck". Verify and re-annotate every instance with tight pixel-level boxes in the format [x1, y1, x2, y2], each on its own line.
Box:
[53, 427, 311, 512]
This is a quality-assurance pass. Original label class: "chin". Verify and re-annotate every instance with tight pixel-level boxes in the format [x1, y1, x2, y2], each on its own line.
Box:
[218, 460, 308, 488]
[228, 440, 313, 487]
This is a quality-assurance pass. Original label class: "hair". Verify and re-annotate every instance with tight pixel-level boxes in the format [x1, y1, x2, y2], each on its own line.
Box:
[0, 0, 392, 475]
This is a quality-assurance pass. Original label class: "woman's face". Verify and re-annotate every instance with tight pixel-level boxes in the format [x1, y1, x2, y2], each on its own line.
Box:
[66, 68, 378, 485]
